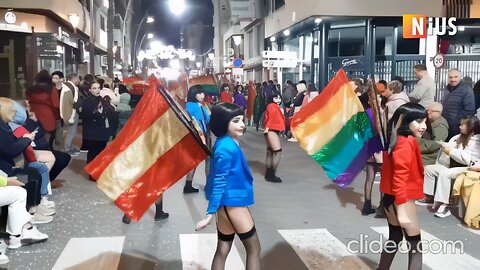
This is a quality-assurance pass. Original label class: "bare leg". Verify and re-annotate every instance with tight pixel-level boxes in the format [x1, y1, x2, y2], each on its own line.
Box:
[212, 207, 236, 270]
[224, 207, 261, 270]
[266, 132, 282, 182]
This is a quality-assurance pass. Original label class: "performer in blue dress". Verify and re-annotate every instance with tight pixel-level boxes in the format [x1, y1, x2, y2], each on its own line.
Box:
[196, 102, 260, 270]
[184, 85, 211, 193]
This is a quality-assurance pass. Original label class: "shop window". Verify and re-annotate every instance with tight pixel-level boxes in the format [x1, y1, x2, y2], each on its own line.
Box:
[273, 0, 285, 11]
[328, 27, 365, 57]
[248, 30, 254, 57]
[397, 27, 420, 54]
[375, 27, 394, 56]
[100, 15, 106, 31]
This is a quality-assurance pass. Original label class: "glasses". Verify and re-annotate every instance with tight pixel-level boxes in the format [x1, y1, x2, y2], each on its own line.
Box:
[427, 109, 440, 113]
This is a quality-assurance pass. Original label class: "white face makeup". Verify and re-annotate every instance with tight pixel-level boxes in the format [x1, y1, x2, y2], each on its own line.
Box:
[196, 92, 205, 102]
[409, 118, 427, 138]
[90, 83, 101, 96]
[273, 96, 281, 104]
[227, 115, 245, 140]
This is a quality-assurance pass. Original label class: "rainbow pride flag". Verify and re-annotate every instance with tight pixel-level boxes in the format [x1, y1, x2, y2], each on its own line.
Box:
[189, 74, 218, 95]
[291, 69, 382, 187]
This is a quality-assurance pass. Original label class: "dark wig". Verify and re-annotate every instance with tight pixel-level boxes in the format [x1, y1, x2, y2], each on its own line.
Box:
[267, 93, 281, 104]
[220, 83, 230, 93]
[387, 102, 427, 151]
[210, 103, 244, 137]
[187, 85, 205, 102]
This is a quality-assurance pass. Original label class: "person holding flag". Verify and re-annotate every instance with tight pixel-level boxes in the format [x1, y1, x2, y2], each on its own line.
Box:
[195, 103, 261, 270]
[184, 85, 211, 193]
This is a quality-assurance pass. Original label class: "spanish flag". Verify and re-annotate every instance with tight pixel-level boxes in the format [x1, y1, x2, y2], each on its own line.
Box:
[291, 69, 382, 187]
[85, 81, 210, 221]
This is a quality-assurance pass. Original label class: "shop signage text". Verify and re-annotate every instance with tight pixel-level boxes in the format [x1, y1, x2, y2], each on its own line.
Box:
[403, 14, 457, 39]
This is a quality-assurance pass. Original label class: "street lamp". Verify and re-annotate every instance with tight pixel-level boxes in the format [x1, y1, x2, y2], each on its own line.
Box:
[147, 33, 154, 39]
[169, 0, 187, 16]
[133, 14, 155, 70]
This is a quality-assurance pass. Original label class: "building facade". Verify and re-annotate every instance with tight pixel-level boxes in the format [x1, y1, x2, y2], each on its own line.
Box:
[213, 0, 480, 96]
[0, 0, 138, 98]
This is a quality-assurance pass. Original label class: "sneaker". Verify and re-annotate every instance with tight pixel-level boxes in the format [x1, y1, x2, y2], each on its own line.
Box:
[30, 205, 55, 216]
[80, 149, 89, 153]
[71, 147, 81, 153]
[434, 207, 452, 218]
[67, 149, 79, 156]
[41, 197, 55, 208]
[8, 226, 48, 249]
[415, 197, 434, 206]
[0, 251, 8, 264]
[287, 138, 297, 142]
[31, 213, 53, 224]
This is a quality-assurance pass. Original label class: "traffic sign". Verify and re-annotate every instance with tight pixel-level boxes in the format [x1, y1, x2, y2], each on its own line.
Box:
[227, 48, 235, 57]
[233, 58, 243, 67]
[262, 59, 297, 68]
[433, 53, 445, 69]
[262, 50, 296, 59]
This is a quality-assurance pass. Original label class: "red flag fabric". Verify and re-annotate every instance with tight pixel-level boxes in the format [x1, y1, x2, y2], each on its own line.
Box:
[246, 81, 256, 120]
[85, 83, 209, 221]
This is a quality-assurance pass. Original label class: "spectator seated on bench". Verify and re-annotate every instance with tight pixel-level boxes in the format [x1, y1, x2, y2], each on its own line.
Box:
[453, 168, 480, 229]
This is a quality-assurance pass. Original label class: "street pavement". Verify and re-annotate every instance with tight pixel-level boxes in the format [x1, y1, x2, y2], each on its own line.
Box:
[2, 126, 480, 270]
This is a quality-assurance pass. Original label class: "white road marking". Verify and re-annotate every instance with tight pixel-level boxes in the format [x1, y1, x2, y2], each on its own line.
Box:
[372, 226, 480, 270]
[278, 229, 371, 270]
[52, 236, 125, 270]
[180, 234, 244, 270]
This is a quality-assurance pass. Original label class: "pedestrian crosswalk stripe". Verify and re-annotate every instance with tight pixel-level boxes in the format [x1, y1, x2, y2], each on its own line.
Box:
[372, 226, 480, 270]
[52, 236, 125, 270]
[278, 229, 371, 270]
[180, 234, 245, 270]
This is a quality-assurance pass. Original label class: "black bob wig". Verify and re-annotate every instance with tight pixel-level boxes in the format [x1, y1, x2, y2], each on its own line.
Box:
[187, 85, 205, 102]
[387, 102, 427, 151]
[210, 103, 244, 137]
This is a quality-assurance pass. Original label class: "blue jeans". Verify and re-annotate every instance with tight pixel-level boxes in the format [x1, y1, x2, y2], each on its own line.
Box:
[65, 113, 79, 151]
[26, 162, 49, 196]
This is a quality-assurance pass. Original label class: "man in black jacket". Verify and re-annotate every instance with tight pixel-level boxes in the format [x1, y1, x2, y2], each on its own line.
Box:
[441, 69, 475, 140]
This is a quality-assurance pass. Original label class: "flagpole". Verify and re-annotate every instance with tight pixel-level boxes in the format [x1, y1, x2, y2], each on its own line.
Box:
[156, 86, 212, 156]
[368, 76, 387, 148]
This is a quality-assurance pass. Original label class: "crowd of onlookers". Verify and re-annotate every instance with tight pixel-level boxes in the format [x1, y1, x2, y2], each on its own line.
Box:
[351, 64, 480, 229]
[0, 70, 133, 264]
[1, 64, 479, 264]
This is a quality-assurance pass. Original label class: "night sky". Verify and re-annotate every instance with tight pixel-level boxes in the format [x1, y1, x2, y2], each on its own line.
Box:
[141, 0, 214, 52]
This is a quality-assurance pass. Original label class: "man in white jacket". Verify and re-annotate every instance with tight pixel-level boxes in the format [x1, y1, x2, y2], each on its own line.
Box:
[420, 116, 480, 218]
[61, 73, 80, 156]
